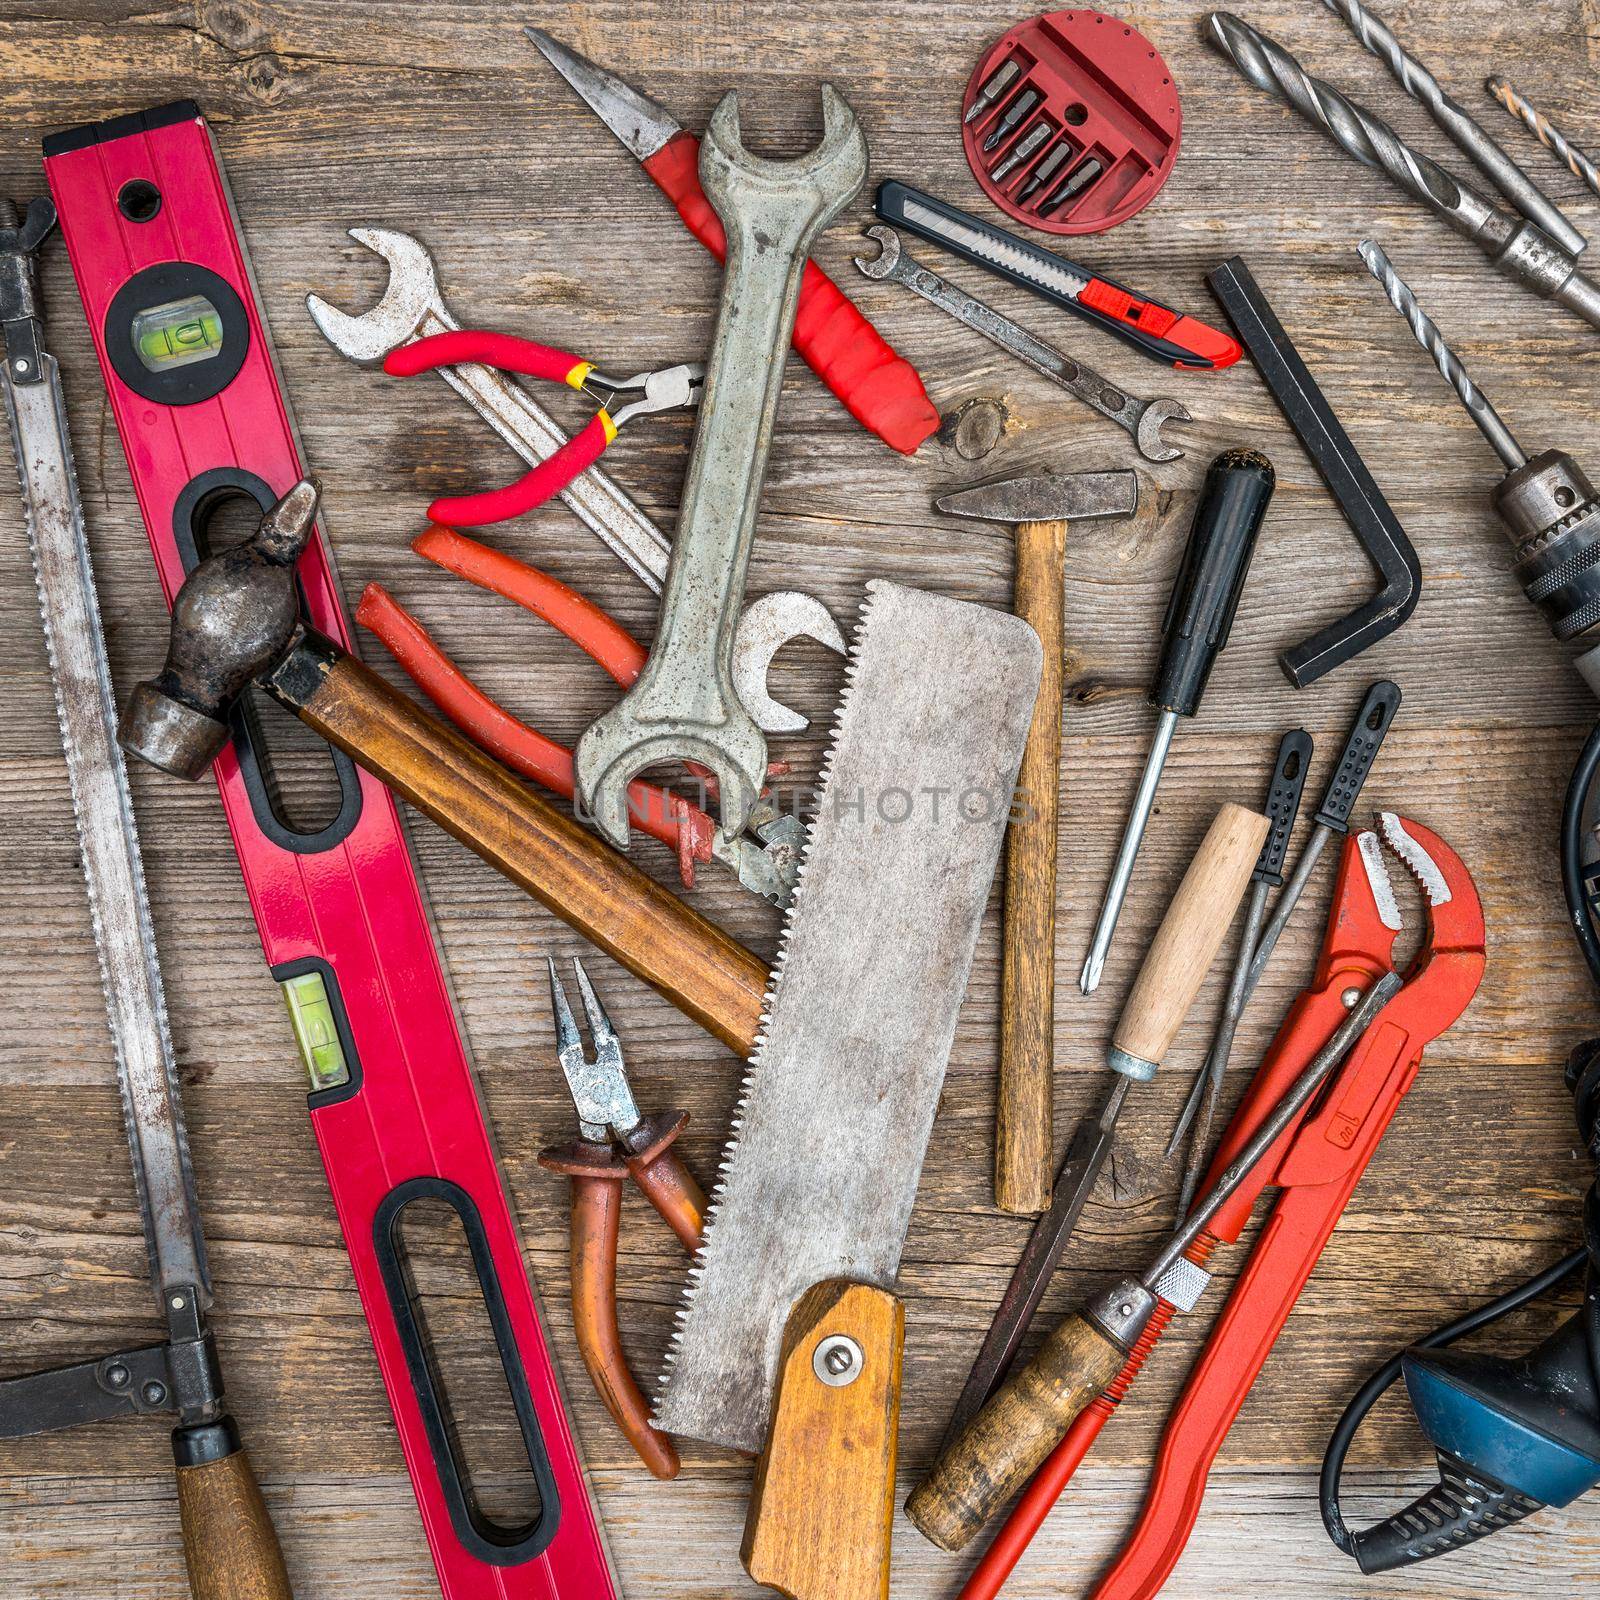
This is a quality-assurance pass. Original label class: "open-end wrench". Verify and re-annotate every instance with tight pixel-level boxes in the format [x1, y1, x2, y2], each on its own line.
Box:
[855, 225, 1191, 464]
[574, 88, 868, 848]
[305, 228, 844, 733]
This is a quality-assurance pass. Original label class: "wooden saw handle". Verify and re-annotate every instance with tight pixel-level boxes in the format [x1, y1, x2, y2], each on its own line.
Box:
[997, 518, 1068, 1215]
[173, 1419, 294, 1600]
[904, 1310, 1126, 1554]
[262, 636, 769, 1056]
[744, 1281, 904, 1600]
[1111, 801, 1268, 1071]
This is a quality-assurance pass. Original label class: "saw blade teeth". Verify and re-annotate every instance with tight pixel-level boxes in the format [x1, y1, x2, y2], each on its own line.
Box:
[652, 582, 889, 1418]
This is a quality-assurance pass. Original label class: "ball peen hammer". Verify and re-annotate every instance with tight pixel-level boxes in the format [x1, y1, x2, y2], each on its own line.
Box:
[116, 479, 770, 1056]
[935, 469, 1140, 1214]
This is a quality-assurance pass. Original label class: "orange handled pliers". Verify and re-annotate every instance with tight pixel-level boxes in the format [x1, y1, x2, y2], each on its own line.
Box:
[537, 957, 706, 1480]
[384, 330, 703, 525]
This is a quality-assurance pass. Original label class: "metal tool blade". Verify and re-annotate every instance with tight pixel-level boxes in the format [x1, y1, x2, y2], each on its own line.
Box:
[653, 580, 1042, 1453]
[524, 27, 683, 163]
[2, 349, 209, 1314]
[936, 471, 1139, 525]
[898, 192, 1090, 302]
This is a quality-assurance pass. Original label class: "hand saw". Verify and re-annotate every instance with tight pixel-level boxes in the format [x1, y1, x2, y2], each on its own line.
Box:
[654, 579, 1042, 1600]
[0, 196, 292, 1598]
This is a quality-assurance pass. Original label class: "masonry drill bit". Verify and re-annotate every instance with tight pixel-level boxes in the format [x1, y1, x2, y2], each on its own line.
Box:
[1320, 0, 1584, 254]
[1206, 13, 1600, 334]
[1487, 76, 1600, 201]
[1358, 239, 1527, 470]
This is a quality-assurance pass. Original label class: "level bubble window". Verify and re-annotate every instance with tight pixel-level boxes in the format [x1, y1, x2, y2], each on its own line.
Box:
[131, 294, 225, 373]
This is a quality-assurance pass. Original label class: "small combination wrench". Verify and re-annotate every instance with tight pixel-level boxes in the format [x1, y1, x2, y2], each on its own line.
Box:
[305, 227, 844, 737]
[575, 87, 869, 848]
[855, 224, 1191, 464]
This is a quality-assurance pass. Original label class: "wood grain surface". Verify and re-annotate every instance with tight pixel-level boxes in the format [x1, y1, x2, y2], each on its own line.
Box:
[1, 2, 1598, 1597]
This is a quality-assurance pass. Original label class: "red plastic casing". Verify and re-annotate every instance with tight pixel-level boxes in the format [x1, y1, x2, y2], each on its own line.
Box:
[44, 102, 616, 1600]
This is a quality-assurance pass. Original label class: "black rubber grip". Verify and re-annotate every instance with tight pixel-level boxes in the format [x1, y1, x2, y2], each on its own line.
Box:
[1255, 728, 1312, 886]
[1350, 1451, 1542, 1573]
[1314, 680, 1402, 833]
[1152, 449, 1275, 716]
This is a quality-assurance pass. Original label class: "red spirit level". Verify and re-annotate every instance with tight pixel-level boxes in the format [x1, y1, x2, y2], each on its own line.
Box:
[43, 101, 616, 1600]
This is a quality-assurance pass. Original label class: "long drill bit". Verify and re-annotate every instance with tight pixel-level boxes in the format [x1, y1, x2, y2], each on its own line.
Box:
[1487, 76, 1600, 202]
[1206, 13, 1600, 333]
[1320, 0, 1584, 254]
[1357, 238, 1528, 471]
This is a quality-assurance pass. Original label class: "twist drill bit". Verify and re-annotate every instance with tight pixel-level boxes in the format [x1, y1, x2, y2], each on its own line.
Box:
[1206, 13, 1600, 333]
[1357, 239, 1527, 471]
[1358, 238, 1600, 691]
[1487, 76, 1600, 201]
[1321, 0, 1584, 254]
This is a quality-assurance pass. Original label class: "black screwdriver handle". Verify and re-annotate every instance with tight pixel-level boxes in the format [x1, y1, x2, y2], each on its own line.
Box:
[1152, 448, 1276, 717]
[1255, 728, 1313, 886]
[1314, 680, 1402, 834]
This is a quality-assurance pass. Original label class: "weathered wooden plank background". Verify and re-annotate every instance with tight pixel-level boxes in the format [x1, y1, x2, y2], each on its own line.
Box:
[2, 1, 1599, 1595]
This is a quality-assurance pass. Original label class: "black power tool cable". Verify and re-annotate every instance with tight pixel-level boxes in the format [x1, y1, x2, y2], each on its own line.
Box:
[1320, 723, 1600, 1571]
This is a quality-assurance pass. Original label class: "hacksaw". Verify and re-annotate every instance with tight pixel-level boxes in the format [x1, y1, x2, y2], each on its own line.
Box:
[655, 578, 1041, 1466]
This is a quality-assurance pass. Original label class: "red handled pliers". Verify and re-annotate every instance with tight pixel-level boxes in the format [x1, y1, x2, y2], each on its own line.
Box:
[384, 330, 703, 526]
[960, 813, 1486, 1600]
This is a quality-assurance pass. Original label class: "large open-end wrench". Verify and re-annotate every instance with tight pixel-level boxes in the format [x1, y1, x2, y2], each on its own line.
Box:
[305, 228, 844, 734]
[855, 225, 1191, 464]
[574, 88, 868, 848]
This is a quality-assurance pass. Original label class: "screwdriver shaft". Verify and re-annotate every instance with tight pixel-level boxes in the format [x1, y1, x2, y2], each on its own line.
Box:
[1080, 709, 1179, 993]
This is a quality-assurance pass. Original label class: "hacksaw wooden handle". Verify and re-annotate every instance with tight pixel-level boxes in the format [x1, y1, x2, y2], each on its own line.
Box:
[173, 1419, 294, 1600]
[744, 1281, 904, 1600]
[1111, 801, 1269, 1070]
[904, 1310, 1126, 1554]
[263, 637, 769, 1056]
[997, 519, 1068, 1216]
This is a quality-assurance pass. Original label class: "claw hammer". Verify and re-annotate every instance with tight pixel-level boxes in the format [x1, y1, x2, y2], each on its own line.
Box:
[936, 470, 1140, 1213]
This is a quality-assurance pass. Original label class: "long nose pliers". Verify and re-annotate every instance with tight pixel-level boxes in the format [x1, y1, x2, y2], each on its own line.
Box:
[384, 329, 703, 525]
[537, 957, 707, 1480]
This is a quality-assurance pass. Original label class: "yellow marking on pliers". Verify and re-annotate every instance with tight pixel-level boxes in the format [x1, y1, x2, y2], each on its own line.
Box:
[598, 411, 619, 444]
[565, 359, 595, 390]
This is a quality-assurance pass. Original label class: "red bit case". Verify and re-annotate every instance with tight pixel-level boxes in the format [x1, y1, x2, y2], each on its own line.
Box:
[962, 9, 1182, 236]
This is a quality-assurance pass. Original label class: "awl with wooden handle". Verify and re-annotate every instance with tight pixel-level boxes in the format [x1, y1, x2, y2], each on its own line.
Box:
[934, 469, 1141, 1215]
[907, 969, 1402, 1552]
[938, 800, 1268, 1448]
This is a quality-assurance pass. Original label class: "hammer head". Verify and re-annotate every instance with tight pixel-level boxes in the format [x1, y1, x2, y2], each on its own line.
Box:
[119, 479, 320, 780]
[935, 469, 1139, 526]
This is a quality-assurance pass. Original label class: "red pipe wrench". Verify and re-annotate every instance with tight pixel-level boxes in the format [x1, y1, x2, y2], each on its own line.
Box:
[962, 813, 1485, 1600]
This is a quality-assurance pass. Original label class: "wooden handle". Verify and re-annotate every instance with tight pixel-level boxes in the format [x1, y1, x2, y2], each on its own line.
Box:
[904, 1311, 1126, 1554]
[1111, 801, 1269, 1071]
[623, 1110, 708, 1253]
[744, 1281, 904, 1600]
[173, 1420, 294, 1600]
[997, 519, 1068, 1215]
[539, 1140, 682, 1479]
[268, 642, 769, 1056]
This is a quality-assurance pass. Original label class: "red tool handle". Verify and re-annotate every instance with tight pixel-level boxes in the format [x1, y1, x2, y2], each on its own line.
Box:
[644, 131, 940, 455]
[355, 583, 712, 881]
[386, 329, 592, 386]
[428, 415, 610, 526]
[1077, 277, 1242, 371]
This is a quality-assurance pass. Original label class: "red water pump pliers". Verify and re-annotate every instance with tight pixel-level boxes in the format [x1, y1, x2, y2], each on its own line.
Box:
[960, 812, 1486, 1600]
[385, 330, 703, 526]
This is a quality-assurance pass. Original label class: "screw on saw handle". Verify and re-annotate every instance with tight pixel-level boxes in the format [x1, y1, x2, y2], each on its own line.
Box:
[1315, 680, 1402, 833]
[905, 1301, 1132, 1552]
[172, 1418, 294, 1600]
[1256, 728, 1313, 885]
[1152, 449, 1275, 718]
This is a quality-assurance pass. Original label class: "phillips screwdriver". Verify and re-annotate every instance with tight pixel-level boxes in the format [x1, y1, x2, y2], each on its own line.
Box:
[938, 802, 1268, 1448]
[1168, 728, 1312, 1216]
[1079, 448, 1276, 994]
[908, 969, 1403, 1553]
[1166, 678, 1402, 1171]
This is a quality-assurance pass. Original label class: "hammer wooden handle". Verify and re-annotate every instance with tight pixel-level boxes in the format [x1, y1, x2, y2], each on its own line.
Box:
[173, 1420, 294, 1600]
[997, 518, 1067, 1214]
[1111, 801, 1269, 1071]
[263, 634, 769, 1056]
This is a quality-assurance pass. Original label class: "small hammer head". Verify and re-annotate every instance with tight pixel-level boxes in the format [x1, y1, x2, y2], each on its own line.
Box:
[119, 479, 320, 780]
[935, 469, 1139, 526]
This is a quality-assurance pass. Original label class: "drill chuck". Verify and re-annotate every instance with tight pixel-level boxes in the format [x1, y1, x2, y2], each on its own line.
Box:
[1495, 449, 1600, 643]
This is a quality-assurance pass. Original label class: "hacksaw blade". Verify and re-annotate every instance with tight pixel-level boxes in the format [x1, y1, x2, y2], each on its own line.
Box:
[654, 579, 1041, 1453]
